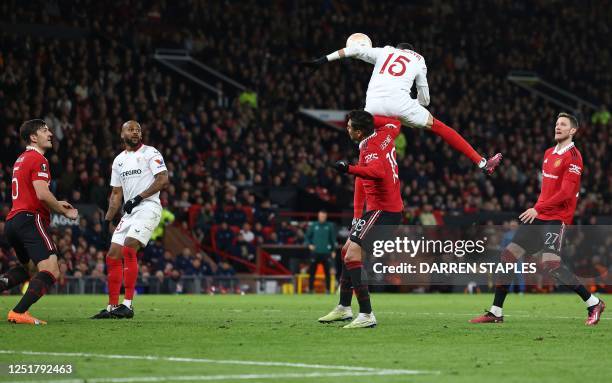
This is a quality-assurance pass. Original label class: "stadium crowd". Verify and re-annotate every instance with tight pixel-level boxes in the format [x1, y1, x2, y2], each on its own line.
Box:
[0, 0, 610, 284]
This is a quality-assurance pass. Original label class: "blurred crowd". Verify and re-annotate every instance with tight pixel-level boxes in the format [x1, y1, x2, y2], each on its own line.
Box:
[0, 1, 610, 283]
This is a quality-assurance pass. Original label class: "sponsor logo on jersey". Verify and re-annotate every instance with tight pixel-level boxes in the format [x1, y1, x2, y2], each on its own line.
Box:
[154, 158, 164, 165]
[542, 171, 559, 179]
[118, 163, 124, 167]
[16, 156, 24, 163]
[568, 164, 581, 175]
[41, 163, 47, 172]
[364, 153, 379, 163]
[121, 169, 143, 177]
[554, 159, 562, 167]
[380, 135, 392, 150]
[38, 172, 49, 178]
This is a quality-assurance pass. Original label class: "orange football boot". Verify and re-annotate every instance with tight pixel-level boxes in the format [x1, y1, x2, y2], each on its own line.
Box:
[7, 310, 47, 325]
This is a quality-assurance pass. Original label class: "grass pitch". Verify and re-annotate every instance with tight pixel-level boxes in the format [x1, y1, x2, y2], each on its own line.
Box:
[0, 294, 610, 383]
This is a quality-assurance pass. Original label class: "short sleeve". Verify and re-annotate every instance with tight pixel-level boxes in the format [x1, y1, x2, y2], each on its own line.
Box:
[565, 156, 583, 184]
[110, 160, 121, 187]
[148, 149, 168, 176]
[30, 156, 50, 182]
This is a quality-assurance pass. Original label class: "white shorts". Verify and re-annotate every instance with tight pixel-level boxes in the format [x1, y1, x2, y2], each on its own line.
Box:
[111, 204, 161, 246]
[365, 97, 430, 128]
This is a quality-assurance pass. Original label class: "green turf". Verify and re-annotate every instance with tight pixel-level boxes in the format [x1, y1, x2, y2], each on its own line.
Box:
[0, 294, 610, 383]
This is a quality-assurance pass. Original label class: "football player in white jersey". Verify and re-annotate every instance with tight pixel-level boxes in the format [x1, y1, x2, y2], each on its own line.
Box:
[303, 42, 502, 174]
[91, 120, 169, 319]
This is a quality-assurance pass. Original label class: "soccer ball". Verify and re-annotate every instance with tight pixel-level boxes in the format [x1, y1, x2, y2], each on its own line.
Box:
[346, 33, 372, 49]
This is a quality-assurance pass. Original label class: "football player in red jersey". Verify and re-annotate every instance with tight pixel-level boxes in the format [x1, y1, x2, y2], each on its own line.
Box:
[470, 113, 605, 326]
[1, 119, 78, 325]
[318, 111, 403, 328]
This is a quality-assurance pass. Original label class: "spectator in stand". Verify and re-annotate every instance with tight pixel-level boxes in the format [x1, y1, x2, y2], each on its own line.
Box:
[215, 222, 234, 253]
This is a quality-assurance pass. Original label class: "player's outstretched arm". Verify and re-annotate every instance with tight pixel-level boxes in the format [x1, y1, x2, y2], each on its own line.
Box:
[105, 186, 123, 221]
[302, 46, 378, 71]
[32, 180, 78, 219]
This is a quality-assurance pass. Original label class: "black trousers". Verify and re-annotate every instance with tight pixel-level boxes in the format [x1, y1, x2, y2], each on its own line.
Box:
[308, 252, 331, 292]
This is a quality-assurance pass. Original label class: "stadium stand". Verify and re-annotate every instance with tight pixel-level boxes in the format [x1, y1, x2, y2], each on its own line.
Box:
[0, 0, 609, 287]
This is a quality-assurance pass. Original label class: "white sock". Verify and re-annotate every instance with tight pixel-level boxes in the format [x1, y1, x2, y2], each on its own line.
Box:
[338, 304, 351, 311]
[478, 158, 487, 168]
[106, 304, 116, 312]
[489, 305, 503, 317]
[586, 295, 600, 307]
[123, 299, 132, 308]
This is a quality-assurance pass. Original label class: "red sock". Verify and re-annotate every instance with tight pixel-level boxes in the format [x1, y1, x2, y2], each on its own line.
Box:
[122, 247, 138, 300]
[106, 257, 123, 306]
[430, 118, 483, 165]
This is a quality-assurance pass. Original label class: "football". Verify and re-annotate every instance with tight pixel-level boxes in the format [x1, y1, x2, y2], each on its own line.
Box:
[346, 32, 372, 49]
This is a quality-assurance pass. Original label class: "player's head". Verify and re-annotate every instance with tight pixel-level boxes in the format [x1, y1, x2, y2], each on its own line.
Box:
[396, 43, 415, 51]
[318, 210, 327, 223]
[20, 119, 53, 150]
[346, 110, 374, 142]
[121, 120, 143, 149]
[554, 112, 579, 142]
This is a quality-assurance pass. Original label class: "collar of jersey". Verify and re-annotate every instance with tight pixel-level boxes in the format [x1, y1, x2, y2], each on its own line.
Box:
[125, 143, 144, 153]
[25, 145, 44, 155]
[359, 132, 377, 150]
[552, 141, 574, 155]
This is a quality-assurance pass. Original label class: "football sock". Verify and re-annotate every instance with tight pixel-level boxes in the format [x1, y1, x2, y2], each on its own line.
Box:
[106, 256, 123, 306]
[338, 263, 353, 307]
[122, 299, 132, 308]
[586, 295, 600, 307]
[489, 305, 503, 317]
[543, 260, 592, 302]
[430, 118, 484, 165]
[492, 286, 508, 309]
[346, 261, 371, 314]
[0, 265, 29, 291]
[123, 246, 138, 301]
[13, 271, 55, 313]
[492, 249, 517, 309]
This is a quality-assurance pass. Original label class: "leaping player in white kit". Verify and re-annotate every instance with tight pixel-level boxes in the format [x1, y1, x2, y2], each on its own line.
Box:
[303, 34, 502, 174]
[91, 120, 169, 319]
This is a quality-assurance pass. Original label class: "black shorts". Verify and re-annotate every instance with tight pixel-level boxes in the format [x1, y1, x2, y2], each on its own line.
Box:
[349, 210, 402, 251]
[511, 218, 565, 256]
[4, 212, 57, 265]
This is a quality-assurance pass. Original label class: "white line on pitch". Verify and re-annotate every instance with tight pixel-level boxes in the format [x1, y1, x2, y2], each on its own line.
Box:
[0, 369, 426, 383]
[0, 350, 438, 376]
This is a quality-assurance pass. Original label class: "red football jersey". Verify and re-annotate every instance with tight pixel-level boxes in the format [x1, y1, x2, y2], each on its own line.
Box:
[6, 147, 52, 225]
[349, 116, 403, 213]
[534, 142, 582, 225]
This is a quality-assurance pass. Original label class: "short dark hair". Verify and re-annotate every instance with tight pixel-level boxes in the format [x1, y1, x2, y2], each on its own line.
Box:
[347, 110, 374, 136]
[19, 119, 47, 144]
[557, 112, 579, 130]
[396, 42, 415, 51]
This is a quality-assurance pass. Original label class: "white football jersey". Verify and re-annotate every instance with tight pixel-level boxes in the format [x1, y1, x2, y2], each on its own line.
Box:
[110, 144, 167, 208]
[345, 45, 429, 108]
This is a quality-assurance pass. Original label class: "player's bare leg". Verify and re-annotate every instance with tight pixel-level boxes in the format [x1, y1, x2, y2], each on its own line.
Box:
[421, 113, 502, 174]
[110, 237, 140, 319]
[8, 256, 59, 325]
[91, 242, 124, 319]
[319, 239, 353, 323]
[342, 241, 376, 328]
